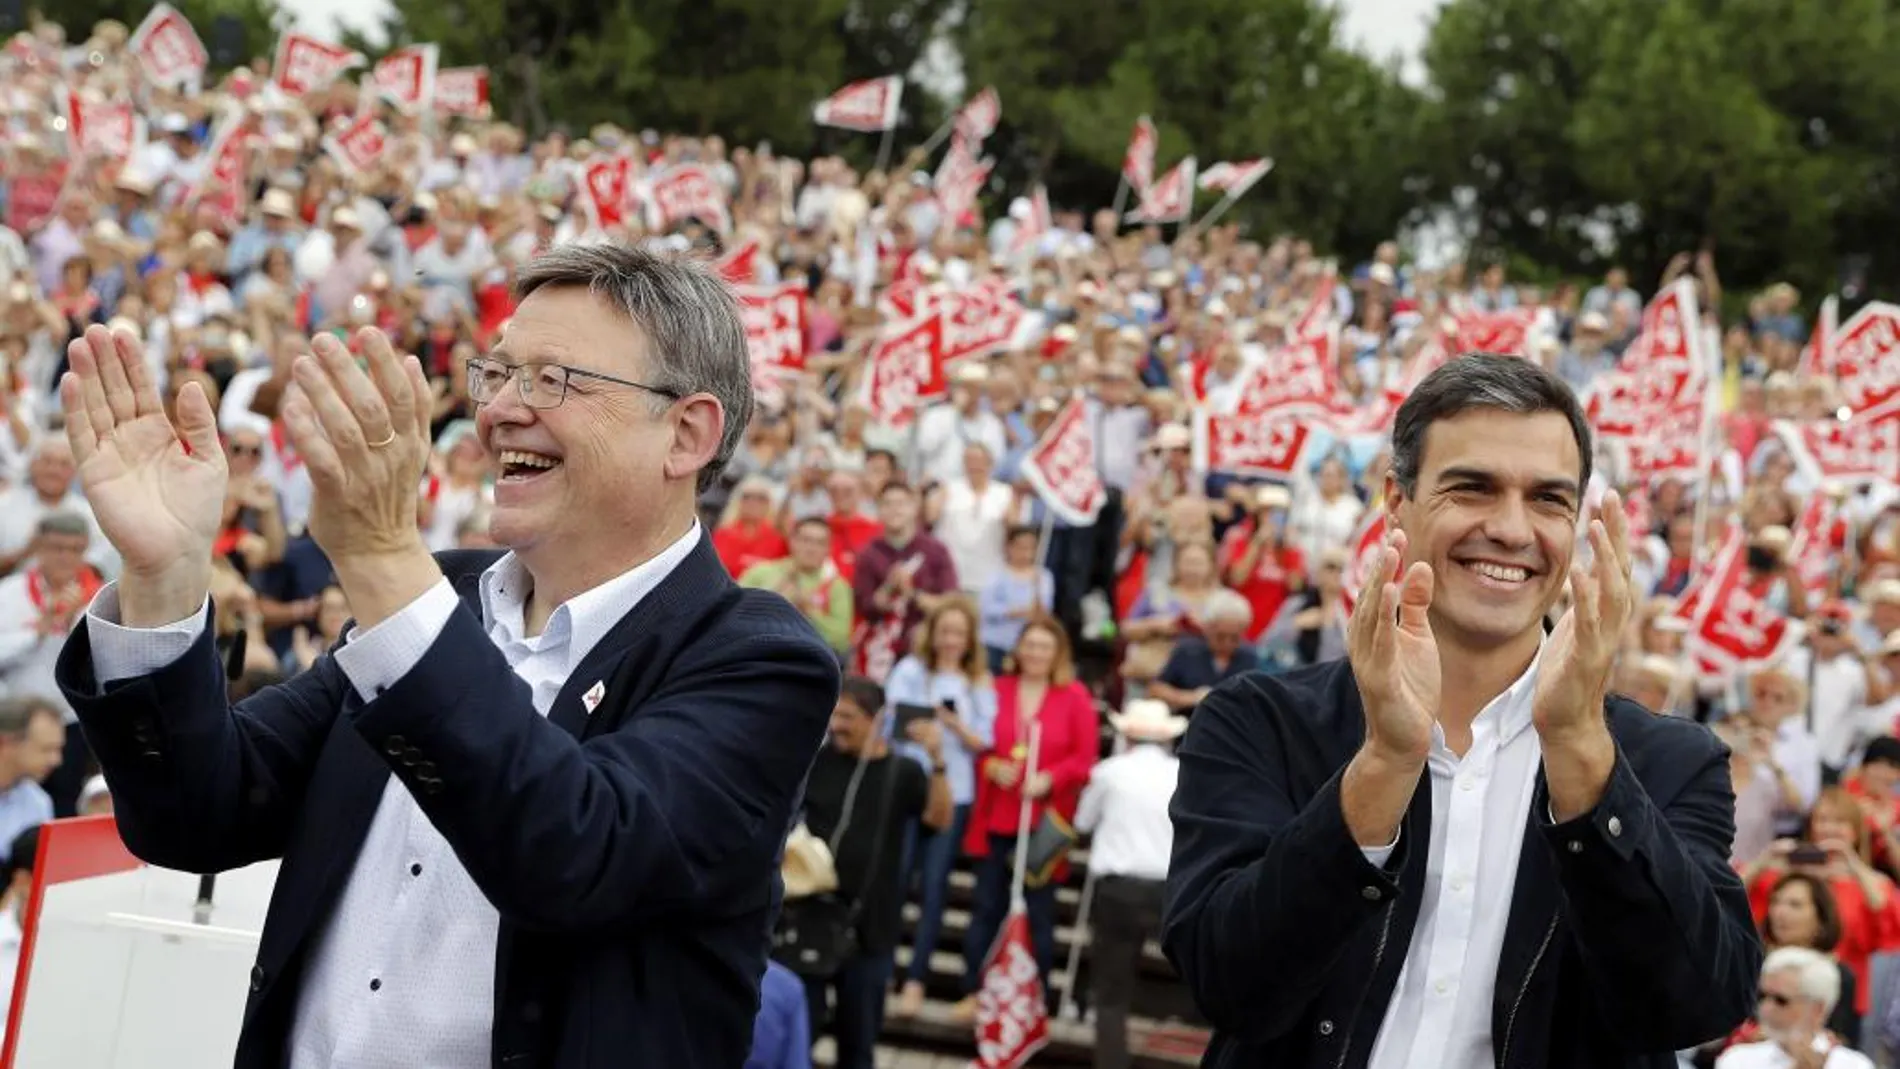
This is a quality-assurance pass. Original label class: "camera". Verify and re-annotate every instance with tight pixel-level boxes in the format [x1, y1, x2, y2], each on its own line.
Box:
[1745, 545, 1779, 573]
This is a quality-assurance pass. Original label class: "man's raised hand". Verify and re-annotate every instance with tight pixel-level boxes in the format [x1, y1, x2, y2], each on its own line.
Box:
[1347, 528, 1439, 765]
[61, 324, 226, 626]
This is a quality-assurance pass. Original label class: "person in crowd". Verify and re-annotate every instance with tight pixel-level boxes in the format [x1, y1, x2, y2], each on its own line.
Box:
[913, 363, 1006, 490]
[883, 596, 995, 1015]
[1076, 698, 1185, 1069]
[978, 525, 1054, 675]
[714, 474, 790, 577]
[822, 469, 881, 581]
[0, 699, 59, 861]
[1715, 947, 1873, 1068]
[927, 442, 1020, 597]
[740, 516, 854, 656]
[746, 958, 813, 1069]
[53, 246, 840, 1067]
[798, 676, 949, 1069]
[0, 439, 110, 578]
[1742, 789, 1899, 1030]
[1742, 663, 1825, 838]
[953, 618, 1097, 1018]
[1758, 872, 1860, 1041]
[1119, 540, 1224, 691]
[0, 513, 99, 814]
[852, 481, 958, 682]
[1218, 484, 1305, 645]
[1149, 588, 1259, 713]
[1286, 453, 1365, 565]
[1165, 355, 1758, 1068]
[1259, 546, 1351, 670]
[419, 420, 494, 554]
[0, 823, 41, 1016]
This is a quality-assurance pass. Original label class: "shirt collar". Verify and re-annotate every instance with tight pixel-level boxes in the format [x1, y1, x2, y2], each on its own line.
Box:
[479, 521, 704, 676]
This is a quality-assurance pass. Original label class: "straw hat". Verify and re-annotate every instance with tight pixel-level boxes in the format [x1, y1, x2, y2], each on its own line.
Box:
[1109, 699, 1189, 742]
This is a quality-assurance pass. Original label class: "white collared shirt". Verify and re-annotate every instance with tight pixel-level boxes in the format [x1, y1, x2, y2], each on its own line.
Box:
[1074, 744, 1178, 882]
[85, 523, 702, 1069]
[1715, 1035, 1874, 1069]
[1364, 650, 1544, 1069]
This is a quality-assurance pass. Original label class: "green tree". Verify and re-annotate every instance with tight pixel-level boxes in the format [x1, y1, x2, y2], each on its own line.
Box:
[34, 0, 281, 75]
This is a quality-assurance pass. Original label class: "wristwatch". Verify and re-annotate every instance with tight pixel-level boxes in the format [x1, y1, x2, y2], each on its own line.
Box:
[932, 762, 948, 776]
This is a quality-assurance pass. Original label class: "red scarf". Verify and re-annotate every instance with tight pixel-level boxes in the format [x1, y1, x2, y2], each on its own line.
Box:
[28, 565, 105, 626]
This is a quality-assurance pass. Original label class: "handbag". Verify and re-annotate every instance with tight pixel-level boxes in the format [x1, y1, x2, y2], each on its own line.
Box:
[1022, 809, 1078, 889]
[772, 751, 901, 978]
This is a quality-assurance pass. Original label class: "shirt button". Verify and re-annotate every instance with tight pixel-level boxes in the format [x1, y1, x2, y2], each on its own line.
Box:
[1606, 816, 1623, 838]
[1567, 839, 1583, 854]
[410, 863, 423, 877]
[369, 978, 382, 992]
[1318, 1020, 1335, 1036]
[1360, 886, 1381, 901]
[1459, 777, 1475, 792]
[1435, 979, 1450, 995]
[1450, 876, 1466, 892]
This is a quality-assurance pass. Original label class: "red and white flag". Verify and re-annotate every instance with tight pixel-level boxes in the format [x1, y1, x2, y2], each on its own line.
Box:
[1674, 529, 1803, 674]
[932, 136, 992, 228]
[735, 283, 808, 382]
[1813, 301, 1900, 417]
[812, 76, 903, 133]
[1019, 394, 1105, 526]
[1621, 396, 1705, 481]
[1122, 115, 1157, 194]
[1772, 395, 1900, 490]
[1789, 494, 1847, 604]
[954, 86, 1001, 144]
[716, 238, 761, 284]
[1126, 157, 1196, 224]
[1235, 327, 1341, 418]
[321, 115, 389, 176]
[578, 155, 634, 231]
[128, 3, 207, 89]
[372, 44, 438, 114]
[940, 276, 1023, 367]
[1797, 294, 1839, 379]
[861, 315, 946, 429]
[188, 112, 252, 229]
[878, 276, 933, 322]
[974, 906, 1051, 1069]
[646, 164, 732, 234]
[1292, 266, 1339, 338]
[1192, 411, 1317, 482]
[1453, 308, 1539, 358]
[1339, 511, 1389, 615]
[1586, 279, 1708, 441]
[1198, 158, 1273, 198]
[272, 32, 365, 96]
[62, 91, 141, 161]
[433, 67, 489, 117]
[1006, 186, 1051, 262]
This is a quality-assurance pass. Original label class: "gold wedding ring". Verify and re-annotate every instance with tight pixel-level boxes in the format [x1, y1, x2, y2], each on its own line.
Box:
[368, 430, 398, 448]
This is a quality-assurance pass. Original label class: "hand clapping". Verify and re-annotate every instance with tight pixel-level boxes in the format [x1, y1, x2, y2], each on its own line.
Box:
[1346, 527, 1439, 765]
[1531, 489, 1635, 743]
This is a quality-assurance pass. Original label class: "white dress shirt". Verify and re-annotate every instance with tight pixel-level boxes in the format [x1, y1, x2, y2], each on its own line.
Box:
[1074, 744, 1178, 881]
[1715, 1036, 1874, 1069]
[0, 569, 79, 721]
[1363, 650, 1544, 1069]
[84, 524, 702, 1069]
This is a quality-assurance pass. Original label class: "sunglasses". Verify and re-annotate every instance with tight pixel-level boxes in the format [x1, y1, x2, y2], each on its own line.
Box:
[228, 443, 263, 457]
[1757, 990, 1793, 1008]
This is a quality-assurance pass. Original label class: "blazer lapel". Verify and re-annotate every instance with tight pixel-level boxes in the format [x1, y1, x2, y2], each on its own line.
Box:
[547, 535, 736, 738]
[1490, 770, 1564, 1055]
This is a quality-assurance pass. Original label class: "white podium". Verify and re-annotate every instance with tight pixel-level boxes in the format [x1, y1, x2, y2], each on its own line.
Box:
[1, 816, 280, 1069]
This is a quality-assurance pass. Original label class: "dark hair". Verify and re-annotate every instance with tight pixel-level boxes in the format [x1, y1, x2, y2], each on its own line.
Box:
[1864, 736, 1900, 769]
[1764, 871, 1842, 953]
[792, 515, 831, 537]
[838, 676, 885, 716]
[1388, 353, 1593, 498]
[3, 824, 39, 885]
[1005, 524, 1040, 545]
[865, 448, 898, 468]
[878, 479, 916, 500]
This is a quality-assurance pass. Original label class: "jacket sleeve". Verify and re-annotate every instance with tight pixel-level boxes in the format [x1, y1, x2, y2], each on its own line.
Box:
[1044, 686, 1098, 794]
[343, 600, 840, 934]
[1537, 727, 1764, 1048]
[1161, 680, 1404, 1042]
[56, 604, 350, 874]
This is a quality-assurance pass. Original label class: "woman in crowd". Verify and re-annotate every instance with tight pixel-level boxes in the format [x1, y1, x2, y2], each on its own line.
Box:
[978, 525, 1054, 675]
[419, 420, 493, 553]
[713, 475, 790, 578]
[885, 597, 997, 1019]
[1119, 539, 1223, 690]
[1761, 872, 1860, 1040]
[951, 618, 1097, 1019]
[1259, 545, 1350, 670]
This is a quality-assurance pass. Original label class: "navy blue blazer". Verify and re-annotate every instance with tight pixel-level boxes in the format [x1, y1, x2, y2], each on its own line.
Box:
[57, 538, 841, 1069]
[1162, 659, 1761, 1069]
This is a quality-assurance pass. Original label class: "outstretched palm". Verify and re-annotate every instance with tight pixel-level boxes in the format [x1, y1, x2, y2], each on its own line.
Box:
[1348, 531, 1440, 761]
[62, 326, 226, 578]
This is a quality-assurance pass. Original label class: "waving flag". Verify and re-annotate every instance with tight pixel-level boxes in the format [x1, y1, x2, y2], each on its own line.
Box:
[434, 67, 490, 117]
[812, 76, 903, 132]
[1126, 157, 1196, 224]
[372, 44, 438, 113]
[128, 3, 207, 89]
[1198, 158, 1273, 198]
[1122, 116, 1157, 194]
[1019, 394, 1105, 526]
[954, 86, 1001, 144]
[272, 32, 365, 96]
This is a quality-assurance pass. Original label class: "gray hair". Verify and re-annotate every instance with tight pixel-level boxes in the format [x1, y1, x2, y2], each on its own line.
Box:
[0, 697, 57, 740]
[514, 243, 755, 493]
[1389, 353, 1592, 498]
[1762, 946, 1840, 1014]
[36, 510, 91, 542]
[1200, 589, 1255, 629]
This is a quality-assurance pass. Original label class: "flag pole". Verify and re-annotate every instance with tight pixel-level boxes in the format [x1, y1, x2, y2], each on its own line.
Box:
[1010, 719, 1042, 912]
[1108, 174, 1129, 223]
[1663, 295, 1722, 715]
[916, 111, 958, 159]
[874, 123, 897, 176]
[1033, 499, 1058, 575]
[1182, 189, 1239, 245]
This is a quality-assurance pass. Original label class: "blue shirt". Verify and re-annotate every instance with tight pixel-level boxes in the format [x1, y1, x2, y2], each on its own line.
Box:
[1159, 637, 1261, 693]
[881, 655, 997, 805]
[0, 780, 51, 863]
[744, 961, 811, 1069]
[978, 568, 1053, 654]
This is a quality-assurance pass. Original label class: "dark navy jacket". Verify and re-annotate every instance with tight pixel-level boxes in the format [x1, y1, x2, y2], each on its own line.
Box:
[1162, 658, 1761, 1069]
[57, 539, 841, 1069]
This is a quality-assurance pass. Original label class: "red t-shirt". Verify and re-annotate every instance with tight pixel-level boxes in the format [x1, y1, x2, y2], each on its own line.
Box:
[826, 512, 883, 582]
[1219, 522, 1306, 641]
[712, 521, 788, 578]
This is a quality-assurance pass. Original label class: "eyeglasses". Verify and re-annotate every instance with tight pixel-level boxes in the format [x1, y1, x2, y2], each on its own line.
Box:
[1757, 990, 1793, 1008]
[465, 356, 683, 410]
[227, 443, 263, 457]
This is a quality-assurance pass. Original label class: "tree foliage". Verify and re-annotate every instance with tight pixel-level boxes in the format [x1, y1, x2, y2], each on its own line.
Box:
[33, 0, 280, 74]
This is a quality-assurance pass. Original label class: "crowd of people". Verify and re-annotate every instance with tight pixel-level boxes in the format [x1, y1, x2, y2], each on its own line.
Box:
[0, 12, 1898, 1069]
